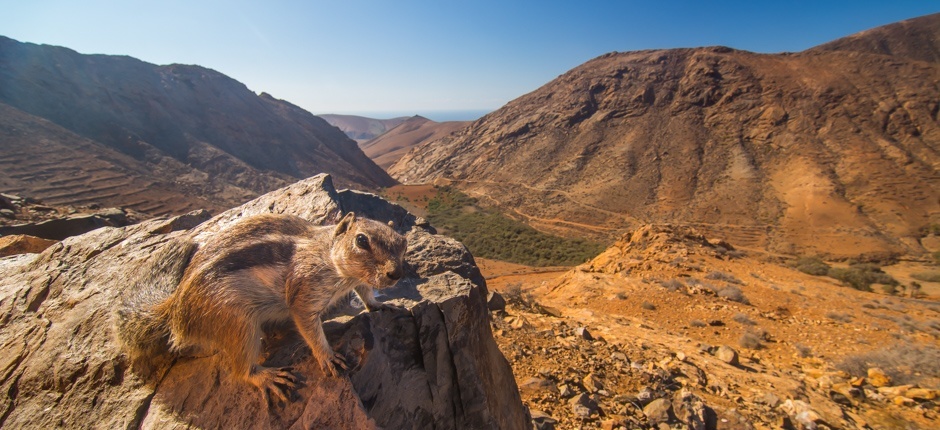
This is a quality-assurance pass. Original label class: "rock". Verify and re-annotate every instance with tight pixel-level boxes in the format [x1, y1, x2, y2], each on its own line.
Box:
[575, 326, 594, 340]
[780, 399, 823, 429]
[0, 208, 14, 218]
[672, 389, 709, 430]
[569, 392, 599, 418]
[893, 396, 916, 407]
[759, 392, 781, 408]
[0, 211, 132, 241]
[867, 367, 891, 387]
[643, 398, 672, 425]
[520, 377, 559, 395]
[638, 386, 654, 403]
[708, 320, 725, 326]
[0, 234, 57, 257]
[0, 175, 529, 429]
[600, 418, 621, 430]
[530, 409, 558, 430]
[611, 352, 627, 362]
[583, 373, 604, 393]
[716, 346, 739, 366]
[558, 383, 574, 398]
[905, 388, 938, 401]
[487, 290, 506, 312]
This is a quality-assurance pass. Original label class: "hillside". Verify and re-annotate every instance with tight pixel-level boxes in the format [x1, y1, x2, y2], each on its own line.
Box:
[360, 116, 470, 168]
[390, 13, 940, 259]
[0, 36, 395, 216]
[485, 225, 940, 428]
[320, 114, 409, 142]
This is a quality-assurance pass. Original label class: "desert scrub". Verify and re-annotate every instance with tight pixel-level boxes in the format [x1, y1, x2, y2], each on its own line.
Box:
[659, 279, 684, 292]
[836, 342, 940, 386]
[690, 319, 707, 327]
[424, 186, 605, 266]
[794, 256, 831, 276]
[733, 313, 756, 325]
[705, 271, 743, 285]
[826, 312, 853, 323]
[738, 330, 764, 350]
[641, 301, 657, 311]
[910, 271, 940, 283]
[717, 286, 750, 304]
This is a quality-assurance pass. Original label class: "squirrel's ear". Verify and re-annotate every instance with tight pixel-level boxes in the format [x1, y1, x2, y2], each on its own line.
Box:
[334, 212, 356, 237]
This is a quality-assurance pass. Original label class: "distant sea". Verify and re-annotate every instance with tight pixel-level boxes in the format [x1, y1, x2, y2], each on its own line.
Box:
[325, 110, 492, 122]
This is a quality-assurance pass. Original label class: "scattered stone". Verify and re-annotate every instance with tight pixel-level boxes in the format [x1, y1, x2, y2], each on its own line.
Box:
[893, 396, 916, 407]
[716, 346, 739, 366]
[530, 409, 558, 430]
[643, 398, 672, 425]
[575, 326, 594, 340]
[759, 392, 781, 408]
[583, 373, 604, 393]
[676, 351, 687, 362]
[600, 418, 621, 430]
[487, 290, 506, 312]
[0, 208, 14, 218]
[569, 393, 599, 418]
[672, 389, 708, 430]
[611, 352, 627, 362]
[558, 384, 574, 398]
[638, 386, 654, 403]
[780, 399, 823, 429]
[877, 384, 914, 397]
[905, 388, 937, 401]
[867, 368, 891, 387]
[520, 377, 558, 395]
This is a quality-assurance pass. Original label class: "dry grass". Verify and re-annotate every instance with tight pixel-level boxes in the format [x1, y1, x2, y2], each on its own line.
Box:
[836, 342, 940, 386]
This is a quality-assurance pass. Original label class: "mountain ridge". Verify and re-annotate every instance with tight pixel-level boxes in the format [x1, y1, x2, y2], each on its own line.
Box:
[390, 13, 940, 259]
[0, 36, 395, 215]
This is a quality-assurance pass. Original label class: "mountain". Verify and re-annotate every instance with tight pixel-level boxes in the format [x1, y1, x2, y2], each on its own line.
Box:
[390, 13, 940, 259]
[360, 115, 471, 169]
[320, 114, 410, 142]
[0, 36, 395, 216]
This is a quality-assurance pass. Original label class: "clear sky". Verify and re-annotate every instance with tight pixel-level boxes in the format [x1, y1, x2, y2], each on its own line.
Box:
[1, 1, 937, 120]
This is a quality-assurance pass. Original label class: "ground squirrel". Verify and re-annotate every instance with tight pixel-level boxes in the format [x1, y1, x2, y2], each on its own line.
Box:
[114, 212, 407, 404]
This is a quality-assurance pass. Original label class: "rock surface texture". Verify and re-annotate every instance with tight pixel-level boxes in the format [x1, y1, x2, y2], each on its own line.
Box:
[0, 174, 527, 429]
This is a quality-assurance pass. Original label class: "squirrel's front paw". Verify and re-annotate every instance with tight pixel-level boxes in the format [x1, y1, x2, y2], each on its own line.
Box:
[319, 352, 349, 377]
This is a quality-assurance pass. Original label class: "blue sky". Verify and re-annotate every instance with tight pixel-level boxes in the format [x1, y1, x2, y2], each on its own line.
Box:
[1, 1, 936, 119]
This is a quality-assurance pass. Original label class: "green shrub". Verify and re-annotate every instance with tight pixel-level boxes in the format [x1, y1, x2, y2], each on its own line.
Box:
[794, 256, 831, 276]
[828, 264, 898, 292]
[424, 186, 605, 266]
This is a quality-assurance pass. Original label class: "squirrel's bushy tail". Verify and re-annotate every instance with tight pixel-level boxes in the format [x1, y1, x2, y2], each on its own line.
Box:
[113, 238, 197, 373]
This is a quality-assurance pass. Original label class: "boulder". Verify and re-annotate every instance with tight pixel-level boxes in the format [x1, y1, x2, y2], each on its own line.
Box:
[0, 234, 57, 257]
[0, 174, 528, 429]
[715, 346, 739, 366]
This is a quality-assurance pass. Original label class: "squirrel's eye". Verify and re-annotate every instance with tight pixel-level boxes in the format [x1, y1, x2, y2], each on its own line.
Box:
[355, 234, 370, 250]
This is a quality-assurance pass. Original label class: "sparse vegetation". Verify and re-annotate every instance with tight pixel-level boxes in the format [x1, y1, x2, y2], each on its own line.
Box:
[739, 331, 764, 350]
[733, 313, 756, 325]
[690, 319, 707, 328]
[825, 312, 852, 323]
[836, 342, 940, 386]
[706, 271, 743, 285]
[660, 279, 684, 292]
[794, 343, 813, 358]
[422, 186, 605, 266]
[717, 286, 750, 304]
[794, 256, 898, 292]
[910, 271, 940, 283]
[641, 301, 657, 311]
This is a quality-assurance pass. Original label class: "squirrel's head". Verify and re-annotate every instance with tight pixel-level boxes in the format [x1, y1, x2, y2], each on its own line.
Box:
[331, 212, 407, 289]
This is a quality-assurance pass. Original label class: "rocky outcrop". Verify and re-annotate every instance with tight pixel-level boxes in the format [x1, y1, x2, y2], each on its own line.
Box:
[390, 13, 940, 259]
[0, 174, 527, 429]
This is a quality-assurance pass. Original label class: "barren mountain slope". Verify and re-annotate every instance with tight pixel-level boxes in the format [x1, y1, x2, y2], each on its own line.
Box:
[320, 114, 410, 142]
[391, 14, 940, 258]
[360, 116, 470, 168]
[0, 36, 395, 209]
[0, 102, 246, 215]
[486, 225, 940, 428]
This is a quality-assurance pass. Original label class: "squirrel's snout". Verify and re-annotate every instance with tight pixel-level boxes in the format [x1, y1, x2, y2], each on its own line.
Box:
[385, 267, 402, 281]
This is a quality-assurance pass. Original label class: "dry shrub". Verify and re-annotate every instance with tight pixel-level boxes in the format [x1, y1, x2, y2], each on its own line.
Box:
[794, 343, 813, 358]
[733, 313, 756, 325]
[706, 271, 743, 285]
[826, 312, 853, 323]
[660, 279, 684, 292]
[641, 301, 657, 311]
[836, 342, 940, 386]
[690, 319, 707, 327]
[718, 286, 750, 305]
[739, 331, 763, 350]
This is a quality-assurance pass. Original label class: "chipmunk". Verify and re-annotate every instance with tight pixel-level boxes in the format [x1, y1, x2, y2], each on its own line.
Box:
[114, 212, 407, 404]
